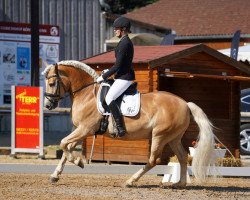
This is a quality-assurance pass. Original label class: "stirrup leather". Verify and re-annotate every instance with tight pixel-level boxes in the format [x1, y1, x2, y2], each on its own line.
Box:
[95, 115, 109, 135]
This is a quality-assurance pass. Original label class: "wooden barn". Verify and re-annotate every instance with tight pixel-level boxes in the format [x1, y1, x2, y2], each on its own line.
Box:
[81, 44, 250, 163]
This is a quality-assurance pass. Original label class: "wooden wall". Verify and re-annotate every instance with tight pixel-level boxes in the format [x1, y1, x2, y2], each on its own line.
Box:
[135, 64, 158, 93]
[84, 136, 150, 163]
[158, 76, 240, 160]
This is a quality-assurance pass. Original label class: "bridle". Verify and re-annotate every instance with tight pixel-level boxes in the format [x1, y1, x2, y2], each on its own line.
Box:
[44, 63, 96, 105]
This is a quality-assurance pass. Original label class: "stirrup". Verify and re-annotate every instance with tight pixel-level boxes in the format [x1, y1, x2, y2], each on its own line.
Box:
[95, 115, 109, 135]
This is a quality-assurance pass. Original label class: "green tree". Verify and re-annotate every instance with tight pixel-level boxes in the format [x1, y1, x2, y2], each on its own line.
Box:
[106, 0, 159, 14]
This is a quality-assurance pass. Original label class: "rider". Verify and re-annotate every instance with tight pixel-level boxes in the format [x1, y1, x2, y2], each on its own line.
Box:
[96, 16, 135, 138]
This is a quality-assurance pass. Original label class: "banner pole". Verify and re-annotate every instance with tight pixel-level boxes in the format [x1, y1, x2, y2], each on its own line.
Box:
[10, 86, 16, 158]
[38, 86, 45, 159]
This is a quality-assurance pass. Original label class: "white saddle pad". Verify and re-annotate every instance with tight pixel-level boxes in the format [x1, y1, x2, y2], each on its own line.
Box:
[97, 83, 140, 117]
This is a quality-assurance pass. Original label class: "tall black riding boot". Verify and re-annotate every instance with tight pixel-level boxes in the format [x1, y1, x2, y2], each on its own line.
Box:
[108, 101, 126, 138]
[95, 115, 109, 135]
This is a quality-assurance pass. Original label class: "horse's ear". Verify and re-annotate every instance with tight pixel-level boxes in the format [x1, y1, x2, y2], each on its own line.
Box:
[54, 63, 59, 76]
[44, 61, 49, 68]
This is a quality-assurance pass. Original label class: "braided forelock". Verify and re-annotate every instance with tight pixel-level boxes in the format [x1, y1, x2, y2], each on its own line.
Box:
[41, 60, 99, 80]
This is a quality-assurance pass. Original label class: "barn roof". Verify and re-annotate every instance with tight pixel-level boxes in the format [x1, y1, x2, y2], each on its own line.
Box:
[82, 44, 250, 75]
[124, 0, 250, 37]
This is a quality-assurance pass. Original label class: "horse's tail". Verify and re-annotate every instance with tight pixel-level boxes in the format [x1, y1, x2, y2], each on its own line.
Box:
[187, 102, 215, 183]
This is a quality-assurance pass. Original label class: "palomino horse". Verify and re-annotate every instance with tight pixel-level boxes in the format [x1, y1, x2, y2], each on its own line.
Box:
[42, 60, 216, 187]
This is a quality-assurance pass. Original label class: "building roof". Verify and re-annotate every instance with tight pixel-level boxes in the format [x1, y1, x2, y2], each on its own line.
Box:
[124, 0, 250, 37]
[82, 44, 194, 64]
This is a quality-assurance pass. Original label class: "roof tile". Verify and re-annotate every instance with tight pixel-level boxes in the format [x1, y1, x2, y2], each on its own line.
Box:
[124, 0, 250, 36]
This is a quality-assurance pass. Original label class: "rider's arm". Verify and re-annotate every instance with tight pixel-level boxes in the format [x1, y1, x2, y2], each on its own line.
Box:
[102, 41, 128, 80]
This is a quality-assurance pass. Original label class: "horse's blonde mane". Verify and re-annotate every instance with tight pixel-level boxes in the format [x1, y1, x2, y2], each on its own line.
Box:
[41, 60, 99, 80]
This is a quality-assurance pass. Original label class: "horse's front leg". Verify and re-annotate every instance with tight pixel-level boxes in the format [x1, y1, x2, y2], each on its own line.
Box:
[60, 126, 88, 164]
[50, 126, 90, 183]
[50, 152, 67, 183]
[49, 141, 78, 183]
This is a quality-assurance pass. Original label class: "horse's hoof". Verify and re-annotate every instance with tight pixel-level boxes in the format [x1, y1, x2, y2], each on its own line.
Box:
[78, 159, 84, 169]
[49, 176, 59, 183]
[171, 182, 186, 189]
[125, 181, 134, 188]
[125, 184, 134, 188]
[159, 182, 166, 188]
[160, 181, 172, 188]
[75, 157, 84, 169]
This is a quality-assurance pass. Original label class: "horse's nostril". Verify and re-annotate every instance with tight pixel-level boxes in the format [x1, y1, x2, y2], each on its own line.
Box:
[45, 104, 51, 110]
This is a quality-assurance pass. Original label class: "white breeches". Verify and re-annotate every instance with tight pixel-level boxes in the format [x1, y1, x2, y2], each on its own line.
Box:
[105, 79, 133, 105]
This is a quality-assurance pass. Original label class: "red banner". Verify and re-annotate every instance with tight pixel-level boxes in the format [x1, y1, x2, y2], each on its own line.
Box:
[15, 86, 40, 149]
[0, 22, 59, 36]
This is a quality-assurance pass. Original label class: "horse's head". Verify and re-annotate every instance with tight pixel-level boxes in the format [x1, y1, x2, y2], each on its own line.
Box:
[43, 63, 68, 110]
[42, 60, 99, 110]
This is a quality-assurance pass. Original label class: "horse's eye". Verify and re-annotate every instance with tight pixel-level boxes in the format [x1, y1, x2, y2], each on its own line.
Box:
[49, 82, 56, 87]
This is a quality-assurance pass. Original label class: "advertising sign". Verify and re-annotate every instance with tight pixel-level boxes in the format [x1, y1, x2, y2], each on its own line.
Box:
[0, 22, 60, 106]
[11, 86, 44, 156]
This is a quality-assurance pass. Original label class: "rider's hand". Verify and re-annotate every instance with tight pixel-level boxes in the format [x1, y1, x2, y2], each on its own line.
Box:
[96, 76, 104, 83]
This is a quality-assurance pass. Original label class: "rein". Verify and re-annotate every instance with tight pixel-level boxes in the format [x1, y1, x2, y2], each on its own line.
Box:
[71, 81, 97, 96]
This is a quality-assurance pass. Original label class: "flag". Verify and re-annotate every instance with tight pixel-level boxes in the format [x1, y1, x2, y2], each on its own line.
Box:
[230, 30, 241, 60]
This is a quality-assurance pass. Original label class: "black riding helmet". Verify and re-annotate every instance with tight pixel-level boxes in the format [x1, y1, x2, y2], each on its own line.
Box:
[113, 17, 131, 31]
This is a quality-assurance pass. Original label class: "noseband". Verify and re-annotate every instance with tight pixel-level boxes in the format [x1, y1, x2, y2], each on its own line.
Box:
[44, 64, 96, 104]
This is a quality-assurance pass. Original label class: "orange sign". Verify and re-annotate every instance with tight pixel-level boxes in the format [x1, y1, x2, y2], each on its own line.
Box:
[15, 86, 40, 148]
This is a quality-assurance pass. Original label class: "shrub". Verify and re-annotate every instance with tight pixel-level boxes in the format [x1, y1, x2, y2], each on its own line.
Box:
[216, 157, 242, 167]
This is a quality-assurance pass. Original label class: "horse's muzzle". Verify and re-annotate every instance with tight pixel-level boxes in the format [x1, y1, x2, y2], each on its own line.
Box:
[45, 104, 57, 110]
[44, 98, 58, 110]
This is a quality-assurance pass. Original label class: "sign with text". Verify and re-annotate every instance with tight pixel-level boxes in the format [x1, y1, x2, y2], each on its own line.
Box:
[11, 86, 44, 156]
[0, 22, 60, 106]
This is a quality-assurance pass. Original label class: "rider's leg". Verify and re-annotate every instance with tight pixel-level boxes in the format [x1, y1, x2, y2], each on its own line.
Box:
[105, 79, 132, 138]
[108, 100, 126, 137]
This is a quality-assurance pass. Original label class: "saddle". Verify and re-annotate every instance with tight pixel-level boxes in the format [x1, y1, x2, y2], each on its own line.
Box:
[97, 79, 140, 117]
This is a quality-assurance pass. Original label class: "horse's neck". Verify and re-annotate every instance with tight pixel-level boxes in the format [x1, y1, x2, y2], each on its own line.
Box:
[65, 67, 95, 95]
[71, 84, 99, 123]
[74, 84, 97, 103]
[59, 65, 99, 122]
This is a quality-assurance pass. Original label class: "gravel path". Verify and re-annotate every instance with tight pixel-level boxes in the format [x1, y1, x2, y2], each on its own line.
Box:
[0, 173, 249, 200]
[0, 154, 250, 200]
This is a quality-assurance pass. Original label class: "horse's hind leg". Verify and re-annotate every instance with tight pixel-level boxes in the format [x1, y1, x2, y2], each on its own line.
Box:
[168, 138, 188, 188]
[125, 163, 155, 187]
[126, 138, 163, 187]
